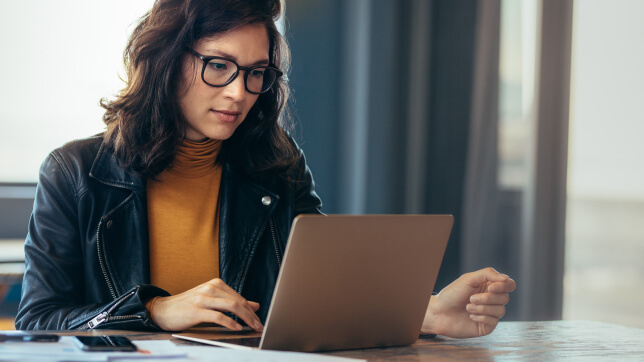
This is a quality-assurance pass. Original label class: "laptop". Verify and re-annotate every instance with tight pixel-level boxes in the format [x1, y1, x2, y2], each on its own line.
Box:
[174, 214, 453, 352]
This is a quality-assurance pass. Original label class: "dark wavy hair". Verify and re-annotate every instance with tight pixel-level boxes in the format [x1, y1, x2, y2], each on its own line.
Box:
[101, 0, 297, 179]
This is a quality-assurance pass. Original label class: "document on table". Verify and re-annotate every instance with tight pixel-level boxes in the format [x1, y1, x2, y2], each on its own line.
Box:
[0, 332, 363, 362]
[0, 335, 185, 361]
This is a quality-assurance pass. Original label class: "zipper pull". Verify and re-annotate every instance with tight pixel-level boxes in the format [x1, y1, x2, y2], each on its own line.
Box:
[86, 312, 108, 329]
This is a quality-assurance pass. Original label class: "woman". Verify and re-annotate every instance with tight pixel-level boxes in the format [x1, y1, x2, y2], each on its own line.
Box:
[15, 0, 515, 337]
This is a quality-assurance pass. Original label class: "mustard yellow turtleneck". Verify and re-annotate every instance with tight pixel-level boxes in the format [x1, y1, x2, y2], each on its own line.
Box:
[147, 138, 222, 296]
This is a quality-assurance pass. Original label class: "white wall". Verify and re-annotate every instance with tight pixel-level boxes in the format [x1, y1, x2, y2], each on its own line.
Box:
[0, 1, 154, 182]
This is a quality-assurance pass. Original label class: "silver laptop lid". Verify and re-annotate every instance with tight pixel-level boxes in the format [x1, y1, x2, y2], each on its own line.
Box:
[260, 214, 453, 352]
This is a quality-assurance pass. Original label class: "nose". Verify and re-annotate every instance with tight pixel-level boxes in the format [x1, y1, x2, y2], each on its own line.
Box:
[221, 72, 246, 101]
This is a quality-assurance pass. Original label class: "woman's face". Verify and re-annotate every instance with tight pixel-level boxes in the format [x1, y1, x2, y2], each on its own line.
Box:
[178, 23, 269, 142]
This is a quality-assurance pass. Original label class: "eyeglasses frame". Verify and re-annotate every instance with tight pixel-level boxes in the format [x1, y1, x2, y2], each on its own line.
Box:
[187, 48, 283, 95]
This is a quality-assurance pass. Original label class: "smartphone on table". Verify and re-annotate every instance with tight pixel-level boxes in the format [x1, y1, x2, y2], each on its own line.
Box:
[73, 335, 137, 352]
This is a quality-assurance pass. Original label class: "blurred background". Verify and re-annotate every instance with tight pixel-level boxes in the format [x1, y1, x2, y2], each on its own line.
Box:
[0, 0, 642, 329]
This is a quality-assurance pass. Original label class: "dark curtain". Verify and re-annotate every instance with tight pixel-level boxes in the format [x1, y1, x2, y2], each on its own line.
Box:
[286, 0, 573, 321]
[286, 0, 479, 290]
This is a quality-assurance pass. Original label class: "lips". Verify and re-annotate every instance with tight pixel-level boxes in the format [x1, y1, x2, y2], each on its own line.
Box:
[212, 110, 240, 123]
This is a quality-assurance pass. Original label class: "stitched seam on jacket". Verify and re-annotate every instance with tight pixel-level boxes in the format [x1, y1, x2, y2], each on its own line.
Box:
[51, 151, 80, 205]
[90, 144, 141, 189]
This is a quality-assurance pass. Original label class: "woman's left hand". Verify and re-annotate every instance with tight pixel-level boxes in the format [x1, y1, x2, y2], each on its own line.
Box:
[421, 267, 516, 338]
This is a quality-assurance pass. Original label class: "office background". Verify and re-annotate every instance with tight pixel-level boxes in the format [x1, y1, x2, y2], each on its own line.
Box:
[1, 0, 643, 328]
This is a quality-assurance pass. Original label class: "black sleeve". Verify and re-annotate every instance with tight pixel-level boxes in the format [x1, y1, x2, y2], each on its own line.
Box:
[14, 152, 168, 331]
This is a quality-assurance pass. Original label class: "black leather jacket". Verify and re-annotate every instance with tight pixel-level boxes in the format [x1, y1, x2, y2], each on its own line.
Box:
[15, 134, 322, 330]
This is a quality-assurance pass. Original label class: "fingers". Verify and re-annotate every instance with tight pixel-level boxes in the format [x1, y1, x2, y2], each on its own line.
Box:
[198, 279, 263, 331]
[462, 267, 510, 288]
[487, 278, 516, 293]
[248, 301, 261, 311]
[152, 278, 263, 332]
[469, 314, 499, 336]
[468, 288, 509, 328]
[429, 269, 515, 338]
[466, 303, 506, 319]
[198, 308, 245, 331]
[470, 292, 510, 306]
[197, 295, 264, 332]
[469, 302, 503, 337]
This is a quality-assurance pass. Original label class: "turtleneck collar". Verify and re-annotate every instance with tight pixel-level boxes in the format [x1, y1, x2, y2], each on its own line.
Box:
[168, 138, 222, 178]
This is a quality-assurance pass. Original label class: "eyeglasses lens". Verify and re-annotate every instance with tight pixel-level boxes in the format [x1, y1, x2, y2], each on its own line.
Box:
[204, 59, 278, 94]
[204, 59, 237, 86]
[247, 67, 278, 94]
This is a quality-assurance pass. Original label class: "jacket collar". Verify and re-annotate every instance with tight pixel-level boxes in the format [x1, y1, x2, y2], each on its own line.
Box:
[89, 140, 146, 191]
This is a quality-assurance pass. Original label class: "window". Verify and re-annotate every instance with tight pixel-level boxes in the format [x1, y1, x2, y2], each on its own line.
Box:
[497, 0, 537, 190]
[564, 0, 644, 328]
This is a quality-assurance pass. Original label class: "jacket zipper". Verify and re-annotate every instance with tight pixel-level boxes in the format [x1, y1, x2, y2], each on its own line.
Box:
[96, 218, 117, 300]
[92, 178, 139, 299]
[77, 290, 140, 330]
[270, 218, 282, 267]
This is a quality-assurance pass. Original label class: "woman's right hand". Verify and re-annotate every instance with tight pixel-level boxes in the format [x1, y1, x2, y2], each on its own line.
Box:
[149, 278, 264, 332]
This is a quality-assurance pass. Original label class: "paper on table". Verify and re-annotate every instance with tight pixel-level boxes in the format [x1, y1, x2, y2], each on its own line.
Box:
[126, 340, 187, 359]
[176, 345, 366, 362]
[0, 336, 186, 361]
[0, 335, 102, 361]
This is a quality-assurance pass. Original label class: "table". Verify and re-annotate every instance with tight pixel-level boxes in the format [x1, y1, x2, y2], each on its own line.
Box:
[26, 320, 644, 360]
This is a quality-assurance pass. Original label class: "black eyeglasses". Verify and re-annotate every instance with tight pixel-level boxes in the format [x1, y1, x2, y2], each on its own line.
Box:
[187, 48, 283, 94]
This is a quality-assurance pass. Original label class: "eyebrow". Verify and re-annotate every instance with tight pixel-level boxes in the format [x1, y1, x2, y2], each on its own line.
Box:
[202, 49, 270, 66]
